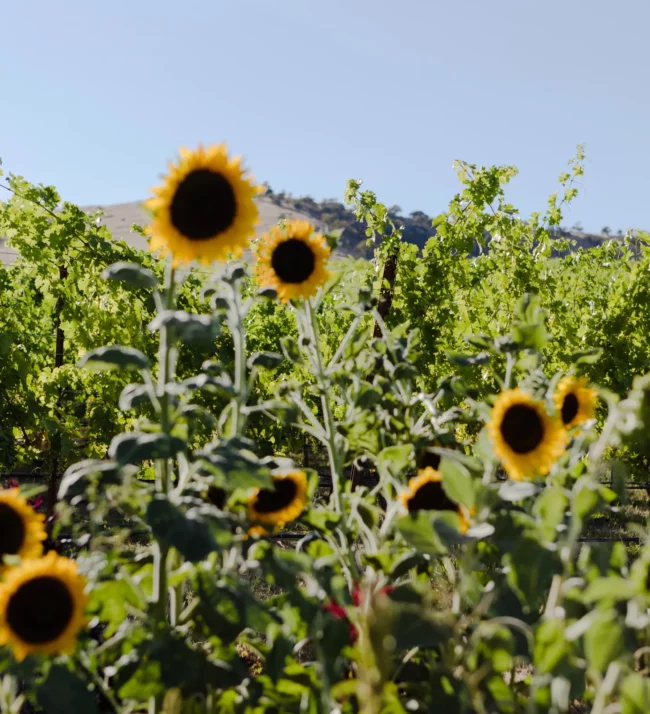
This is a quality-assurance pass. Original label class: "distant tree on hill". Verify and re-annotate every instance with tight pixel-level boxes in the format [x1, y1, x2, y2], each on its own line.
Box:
[571, 221, 583, 232]
[602, 226, 612, 235]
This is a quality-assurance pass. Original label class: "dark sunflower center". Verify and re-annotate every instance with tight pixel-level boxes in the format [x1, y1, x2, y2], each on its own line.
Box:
[499, 404, 544, 454]
[6, 576, 74, 644]
[270, 239, 315, 283]
[561, 393, 579, 425]
[407, 481, 457, 514]
[206, 486, 227, 510]
[0, 503, 26, 558]
[170, 169, 237, 240]
[418, 450, 441, 471]
[254, 478, 297, 514]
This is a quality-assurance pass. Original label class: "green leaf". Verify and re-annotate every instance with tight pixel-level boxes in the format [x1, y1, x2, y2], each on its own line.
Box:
[119, 383, 151, 411]
[573, 480, 600, 520]
[377, 444, 414, 480]
[498, 481, 538, 502]
[109, 432, 186, 466]
[535, 619, 569, 674]
[79, 345, 150, 372]
[397, 512, 446, 556]
[533, 486, 569, 539]
[445, 350, 491, 366]
[248, 351, 284, 370]
[58, 459, 124, 498]
[570, 348, 603, 365]
[584, 610, 624, 673]
[102, 261, 158, 289]
[88, 579, 143, 636]
[392, 608, 454, 650]
[196, 447, 273, 489]
[146, 496, 219, 562]
[148, 310, 219, 342]
[390, 552, 429, 579]
[440, 458, 476, 507]
[37, 666, 98, 714]
[583, 577, 639, 603]
[621, 673, 650, 714]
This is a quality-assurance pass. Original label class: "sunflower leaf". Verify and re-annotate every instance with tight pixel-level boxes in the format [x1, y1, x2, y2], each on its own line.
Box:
[102, 261, 158, 289]
[498, 481, 538, 502]
[79, 345, 150, 372]
[148, 310, 220, 342]
[146, 496, 219, 562]
[37, 666, 99, 714]
[108, 432, 187, 466]
[248, 351, 284, 370]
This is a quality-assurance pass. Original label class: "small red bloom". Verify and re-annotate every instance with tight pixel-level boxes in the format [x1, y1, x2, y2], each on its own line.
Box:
[322, 585, 394, 643]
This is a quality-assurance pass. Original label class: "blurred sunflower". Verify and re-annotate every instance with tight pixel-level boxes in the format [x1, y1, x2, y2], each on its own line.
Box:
[554, 377, 597, 429]
[255, 220, 331, 302]
[0, 552, 87, 661]
[248, 471, 308, 527]
[488, 388, 567, 481]
[0, 489, 46, 570]
[399, 467, 470, 533]
[205, 485, 227, 510]
[145, 144, 260, 266]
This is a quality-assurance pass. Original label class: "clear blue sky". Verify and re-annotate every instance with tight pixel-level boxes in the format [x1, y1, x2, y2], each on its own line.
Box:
[1, 0, 647, 233]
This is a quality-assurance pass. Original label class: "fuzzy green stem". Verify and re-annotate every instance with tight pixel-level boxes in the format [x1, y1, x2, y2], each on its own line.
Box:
[229, 284, 248, 437]
[306, 298, 342, 514]
[150, 261, 176, 714]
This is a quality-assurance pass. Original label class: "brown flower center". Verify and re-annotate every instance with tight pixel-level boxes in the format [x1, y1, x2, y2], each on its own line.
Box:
[7, 576, 74, 644]
[271, 239, 315, 283]
[0, 504, 25, 558]
[500, 404, 544, 454]
[170, 169, 236, 240]
[407, 480, 458, 514]
[253, 478, 298, 514]
[561, 393, 579, 425]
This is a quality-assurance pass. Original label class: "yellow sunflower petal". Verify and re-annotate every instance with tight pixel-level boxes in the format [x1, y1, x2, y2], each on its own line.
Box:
[0, 489, 46, 572]
[487, 388, 567, 481]
[254, 220, 332, 302]
[554, 377, 598, 430]
[0, 552, 88, 661]
[146, 144, 260, 266]
[399, 467, 470, 533]
[248, 471, 309, 527]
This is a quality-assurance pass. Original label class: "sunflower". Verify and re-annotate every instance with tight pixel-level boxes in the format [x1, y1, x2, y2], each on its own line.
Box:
[145, 144, 261, 266]
[554, 377, 597, 430]
[0, 489, 46, 570]
[0, 552, 88, 661]
[487, 388, 567, 481]
[248, 471, 308, 527]
[255, 220, 331, 302]
[399, 467, 470, 533]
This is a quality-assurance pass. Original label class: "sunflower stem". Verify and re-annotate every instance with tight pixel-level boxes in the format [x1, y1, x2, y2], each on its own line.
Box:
[230, 279, 248, 437]
[153, 261, 176, 631]
[305, 298, 342, 514]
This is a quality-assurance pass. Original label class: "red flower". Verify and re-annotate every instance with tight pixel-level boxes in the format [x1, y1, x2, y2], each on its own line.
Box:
[322, 585, 394, 643]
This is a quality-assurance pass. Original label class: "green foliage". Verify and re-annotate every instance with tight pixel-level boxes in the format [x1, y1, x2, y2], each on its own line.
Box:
[2, 147, 650, 714]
